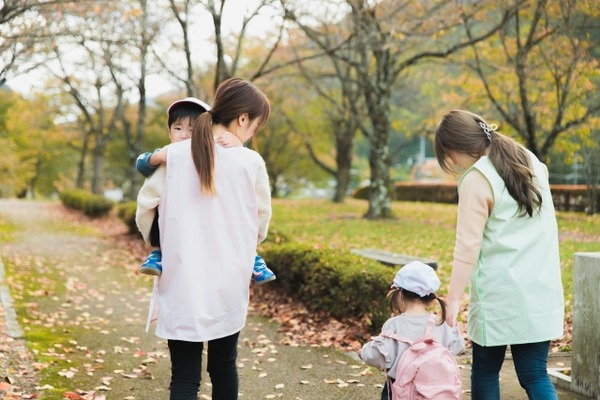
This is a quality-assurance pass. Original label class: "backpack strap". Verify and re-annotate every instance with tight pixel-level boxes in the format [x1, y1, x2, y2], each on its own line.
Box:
[381, 314, 438, 343]
[424, 314, 436, 336]
[380, 330, 413, 345]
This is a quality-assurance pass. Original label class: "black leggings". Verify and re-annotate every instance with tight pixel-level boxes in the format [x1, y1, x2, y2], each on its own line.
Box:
[149, 212, 160, 247]
[167, 332, 240, 400]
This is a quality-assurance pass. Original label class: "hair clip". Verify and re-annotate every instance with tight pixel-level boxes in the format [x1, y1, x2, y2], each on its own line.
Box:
[479, 122, 497, 141]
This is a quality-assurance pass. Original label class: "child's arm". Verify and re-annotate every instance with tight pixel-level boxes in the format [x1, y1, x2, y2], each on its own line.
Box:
[359, 319, 395, 370]
[215, 131, 243, 147]
[136, 148, 163, 178]
[359, 336, 392, 370]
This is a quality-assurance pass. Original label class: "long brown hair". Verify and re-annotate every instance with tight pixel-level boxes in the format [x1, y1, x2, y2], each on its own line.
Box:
[434, 109, 542, 217]
[192, 78, 271, 195]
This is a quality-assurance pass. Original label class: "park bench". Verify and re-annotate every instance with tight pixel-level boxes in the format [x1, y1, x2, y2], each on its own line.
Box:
[351, 248, 437, 270]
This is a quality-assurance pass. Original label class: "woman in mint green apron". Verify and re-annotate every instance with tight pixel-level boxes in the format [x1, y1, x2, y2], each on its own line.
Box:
[434, 109, 563, 400]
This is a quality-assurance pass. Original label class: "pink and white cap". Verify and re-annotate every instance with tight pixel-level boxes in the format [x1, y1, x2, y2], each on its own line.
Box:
[167, 97, 210, 116]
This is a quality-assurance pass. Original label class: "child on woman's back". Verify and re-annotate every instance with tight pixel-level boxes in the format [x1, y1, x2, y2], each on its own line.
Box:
[135, 97, 275, 284]
[359, 261, 465, 400]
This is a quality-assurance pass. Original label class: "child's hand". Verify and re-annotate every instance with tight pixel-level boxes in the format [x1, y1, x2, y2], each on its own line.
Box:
[216, 131, 243, 147]
[153, 146, 169, 165]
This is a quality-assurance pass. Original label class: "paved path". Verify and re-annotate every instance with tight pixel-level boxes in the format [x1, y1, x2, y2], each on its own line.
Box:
[0, 200, 590, 399]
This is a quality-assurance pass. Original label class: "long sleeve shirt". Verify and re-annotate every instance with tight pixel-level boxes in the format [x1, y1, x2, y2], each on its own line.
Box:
[360, 314, 465, 379]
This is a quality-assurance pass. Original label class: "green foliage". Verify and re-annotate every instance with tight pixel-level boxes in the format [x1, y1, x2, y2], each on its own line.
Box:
[116, 201, 139, 234]
[59, 188, 114, 218]
[260, 243, 394, 330]
[261, 225, 289, 245]
[0, 92, 77, 198]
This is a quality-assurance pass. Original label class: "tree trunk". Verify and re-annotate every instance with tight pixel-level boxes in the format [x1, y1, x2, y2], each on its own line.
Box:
[76, 128, 91, 189]
[360, 58, 394, 219]
[332, 127, 354, 203]
[91, 135, 106, 195]
[365, 105, 393, 219]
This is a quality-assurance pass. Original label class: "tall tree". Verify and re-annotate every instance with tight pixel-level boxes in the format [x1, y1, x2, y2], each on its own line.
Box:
[0, 0, 82, 86]
[458, 0, 600, 163]
[284, 0, 519, 218]
[48, 2, 141, 194]
[158, 0, 284, 95]
[118, 0, 162, 198]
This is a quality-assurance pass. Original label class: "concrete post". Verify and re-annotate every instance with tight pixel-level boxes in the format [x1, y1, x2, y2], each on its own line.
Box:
[571, 252, 600, 399]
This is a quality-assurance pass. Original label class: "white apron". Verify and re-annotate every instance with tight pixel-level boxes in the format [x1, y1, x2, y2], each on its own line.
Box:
[146, 139, 264, 342]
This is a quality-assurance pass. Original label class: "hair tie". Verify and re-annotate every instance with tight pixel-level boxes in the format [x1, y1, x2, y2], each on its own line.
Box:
[479, 122, 497, 141]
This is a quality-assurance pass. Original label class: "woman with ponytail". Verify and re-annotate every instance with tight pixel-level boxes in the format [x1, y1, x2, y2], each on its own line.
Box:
[434, 109, 564, 399]
[149, 78, 272, 400]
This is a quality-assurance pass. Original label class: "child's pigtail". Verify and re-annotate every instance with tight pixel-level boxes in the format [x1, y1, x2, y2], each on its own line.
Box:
[435, 296, 448, 326]
[386, 288, 403, 315]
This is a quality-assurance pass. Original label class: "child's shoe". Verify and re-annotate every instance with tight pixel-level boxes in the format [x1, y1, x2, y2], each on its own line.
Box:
[253, 255, 276, 285]
[140, 249, 162, 276]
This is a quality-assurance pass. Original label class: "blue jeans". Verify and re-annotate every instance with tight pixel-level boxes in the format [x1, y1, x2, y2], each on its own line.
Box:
[471, 341, 558, 400]
[168, 332, 240, 400]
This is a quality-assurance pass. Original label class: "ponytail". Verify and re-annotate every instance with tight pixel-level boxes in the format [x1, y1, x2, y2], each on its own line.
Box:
[192, 112, 216, 196]
[488, 134, 542, 217]
[190, 78, 270, 195]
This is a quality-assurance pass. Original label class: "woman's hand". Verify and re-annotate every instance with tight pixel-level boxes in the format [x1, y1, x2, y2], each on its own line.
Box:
[445, 299, 461, 327]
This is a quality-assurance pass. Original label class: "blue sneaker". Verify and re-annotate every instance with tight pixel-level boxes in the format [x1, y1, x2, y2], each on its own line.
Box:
[253, 255, 275, 285]
[140, 249, 162, 276]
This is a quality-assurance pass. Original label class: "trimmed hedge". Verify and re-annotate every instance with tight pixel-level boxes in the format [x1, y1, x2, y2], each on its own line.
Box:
[354, 182, 600, 212]
[260, 243, 395, 331]
[116, 201, 139, 234]
[59, 188, 114, 217]
[353, 182, 458, 203]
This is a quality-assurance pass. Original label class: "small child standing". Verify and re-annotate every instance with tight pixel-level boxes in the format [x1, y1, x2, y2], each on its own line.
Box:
[359, 261, 465, 400]
[135, 97, 275, 284]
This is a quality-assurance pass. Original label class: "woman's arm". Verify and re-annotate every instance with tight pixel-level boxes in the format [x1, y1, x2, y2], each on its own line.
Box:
[446, 170, 492, 326]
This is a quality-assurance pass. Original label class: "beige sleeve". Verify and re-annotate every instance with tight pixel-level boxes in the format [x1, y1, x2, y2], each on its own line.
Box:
[453, 170, 493, 267]
[446, 170, 493, 312]
[255, 157, 272, 244]
[135, 167, 166, 244]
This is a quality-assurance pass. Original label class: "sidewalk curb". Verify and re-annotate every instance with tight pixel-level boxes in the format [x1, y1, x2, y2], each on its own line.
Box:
[0, 256, 24, 338]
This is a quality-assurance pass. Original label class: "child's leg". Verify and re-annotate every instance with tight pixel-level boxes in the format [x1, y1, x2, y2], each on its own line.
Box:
[140, 212, 162, 276]
[252, 254, 275, 285]
[140, 247, 162, 276]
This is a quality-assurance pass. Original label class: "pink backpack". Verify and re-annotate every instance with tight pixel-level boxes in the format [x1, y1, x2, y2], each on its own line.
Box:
[380, 315, 462, 400]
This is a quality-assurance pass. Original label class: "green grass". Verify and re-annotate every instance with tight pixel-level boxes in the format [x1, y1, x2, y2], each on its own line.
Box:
[39, 218, 103, 237]
[0, 216, 18, 243]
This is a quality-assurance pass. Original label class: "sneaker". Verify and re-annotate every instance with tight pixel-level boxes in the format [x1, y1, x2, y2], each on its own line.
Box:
[253, 255, 275, 285]
[140, 249, 162, 276]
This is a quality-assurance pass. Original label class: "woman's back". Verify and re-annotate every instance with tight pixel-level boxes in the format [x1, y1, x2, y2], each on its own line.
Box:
[464, 153, 563, 346]
[156, 139, 265, 342]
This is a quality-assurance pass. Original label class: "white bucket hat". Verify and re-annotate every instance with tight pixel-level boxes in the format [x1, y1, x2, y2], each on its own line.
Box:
[392, 261, 440, 297]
